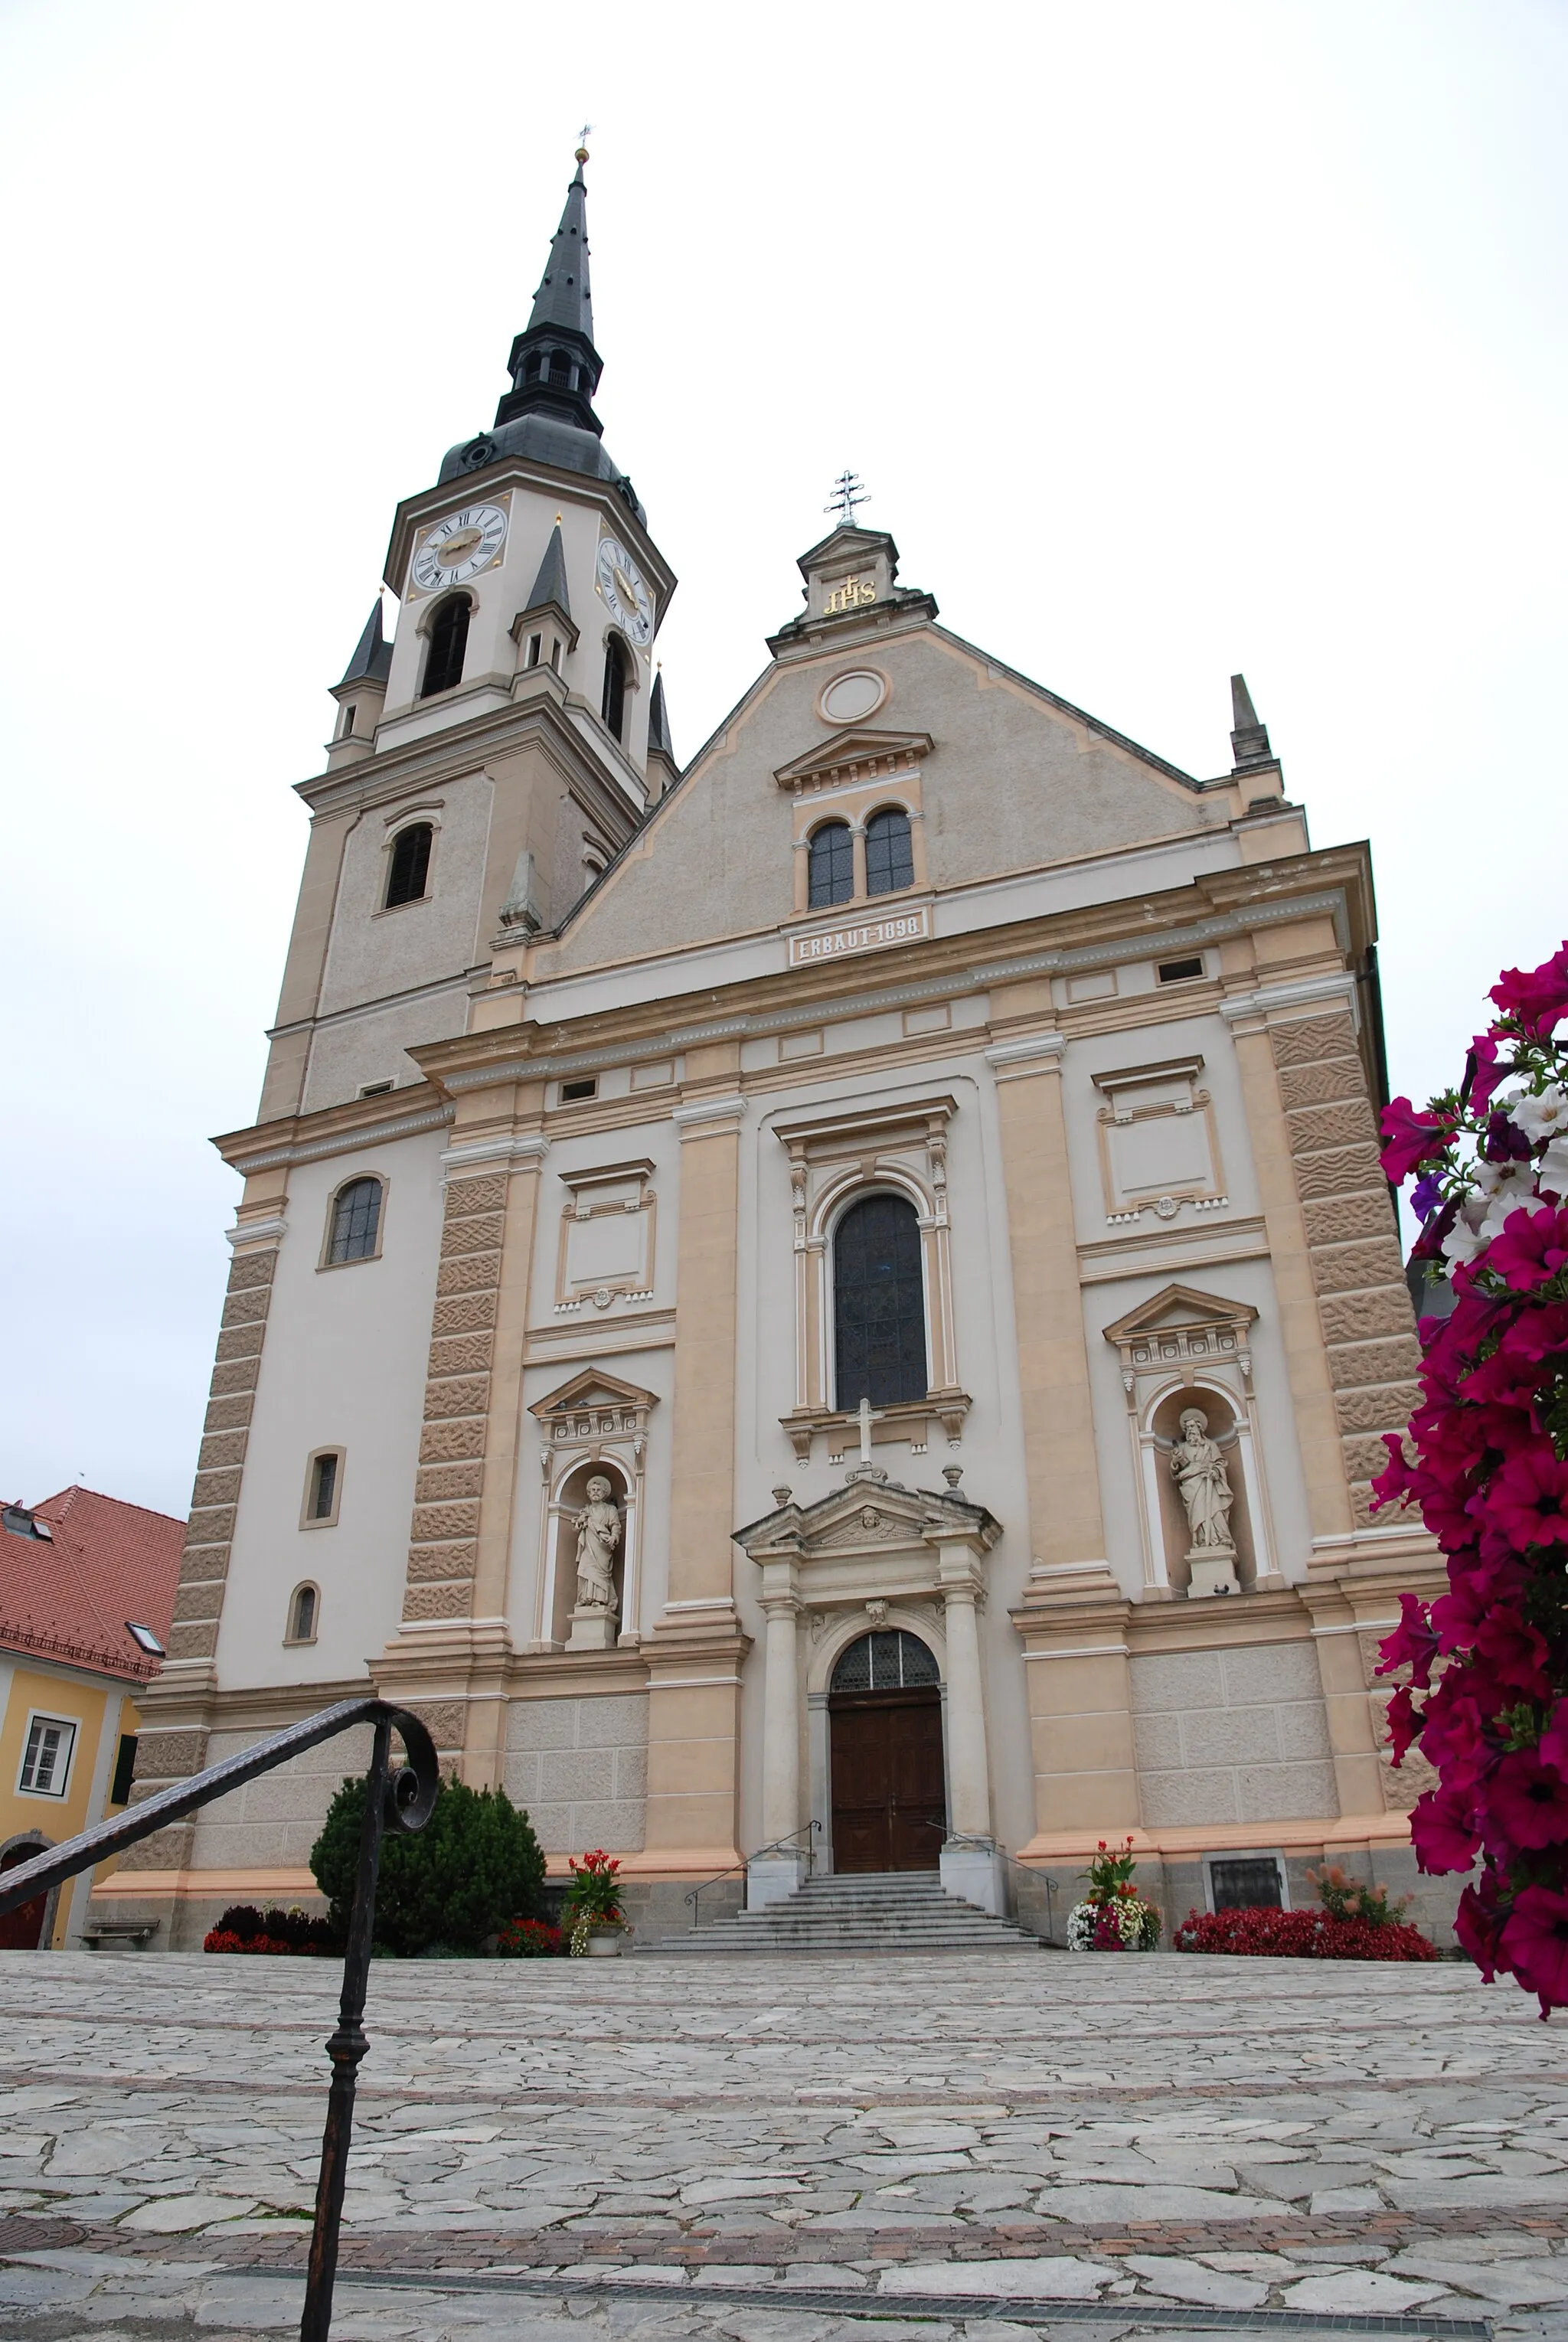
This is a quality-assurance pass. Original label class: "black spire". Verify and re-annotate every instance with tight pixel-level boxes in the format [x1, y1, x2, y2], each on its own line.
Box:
[336, 601, 392, 688]
[495, 146, 604, 439]
[1229, 673, 1273, 769]
[524, 521, 572, 620]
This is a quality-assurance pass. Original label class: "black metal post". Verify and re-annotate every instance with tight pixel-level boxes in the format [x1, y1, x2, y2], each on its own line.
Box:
[300, 1714, 390, 2342]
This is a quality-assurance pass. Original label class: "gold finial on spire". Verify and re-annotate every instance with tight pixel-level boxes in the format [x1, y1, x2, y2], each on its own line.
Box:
[576, 122, 593, 165]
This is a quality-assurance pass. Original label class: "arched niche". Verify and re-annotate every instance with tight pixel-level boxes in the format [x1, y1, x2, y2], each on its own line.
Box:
[546, 1453, 633, 1648]
[1148, 1382, 1259, 1595]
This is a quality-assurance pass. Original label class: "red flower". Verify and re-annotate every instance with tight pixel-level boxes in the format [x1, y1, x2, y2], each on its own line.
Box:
[1490, 945, 1568, 1039]
[1379, 1097, 1455, 1184]
[1501, 1885, 1568, 2015]
[1481, 1751, 1568, 1854]
[1411, 1780, 1482, 1873]
[1486, 1448, 1568, 1550]
[1376, 1591, 1440, 1688]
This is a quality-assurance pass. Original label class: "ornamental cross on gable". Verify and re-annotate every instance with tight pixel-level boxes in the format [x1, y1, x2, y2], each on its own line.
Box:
[856, 1393, 884, 1464]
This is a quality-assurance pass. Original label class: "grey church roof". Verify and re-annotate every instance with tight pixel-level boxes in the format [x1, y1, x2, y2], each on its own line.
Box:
[522, 521, 572, 618]
[526, 151, 593, 342]
[335, 600, 392, 689]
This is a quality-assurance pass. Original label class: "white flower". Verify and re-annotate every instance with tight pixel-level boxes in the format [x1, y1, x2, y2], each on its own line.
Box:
[1442, 1209, 1491, 1269]
[1511, 1085, 1568, 1143]
[1476, 1158, 1537, 1200]
[1540, 1135, 1568, 1197]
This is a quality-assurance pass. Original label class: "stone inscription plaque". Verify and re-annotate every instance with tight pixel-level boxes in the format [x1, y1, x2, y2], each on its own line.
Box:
[788, 903, 930, 968]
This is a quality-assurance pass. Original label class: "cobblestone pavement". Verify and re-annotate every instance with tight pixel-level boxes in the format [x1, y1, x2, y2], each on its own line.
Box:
[0, 1949, 1565, 2340]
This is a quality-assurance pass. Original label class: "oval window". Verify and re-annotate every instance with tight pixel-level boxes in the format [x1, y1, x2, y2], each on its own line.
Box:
[818, 668, 887, 726]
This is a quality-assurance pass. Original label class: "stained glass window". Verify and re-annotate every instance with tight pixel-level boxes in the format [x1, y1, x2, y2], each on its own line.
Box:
[328, 1178, 382, 1265]
[834, 1193, 927, 1406]
[865, 808, 913, 896]
[808, 821, 854, 907]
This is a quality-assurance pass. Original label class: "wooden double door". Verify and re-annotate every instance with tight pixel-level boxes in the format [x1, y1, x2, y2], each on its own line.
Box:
[829, 1687, 946, 1871]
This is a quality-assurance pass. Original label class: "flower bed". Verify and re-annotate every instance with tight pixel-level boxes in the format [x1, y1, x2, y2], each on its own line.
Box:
[203, 1903, 336, 1955]
[495, 1916, 564, 1958]
[1174, 1906, 1437, 1961]
[1067, 1837, 1162, 1952]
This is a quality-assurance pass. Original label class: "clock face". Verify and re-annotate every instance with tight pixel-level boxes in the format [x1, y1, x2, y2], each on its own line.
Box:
[595, 535, 654, 646]
[410, 503, 508, 593]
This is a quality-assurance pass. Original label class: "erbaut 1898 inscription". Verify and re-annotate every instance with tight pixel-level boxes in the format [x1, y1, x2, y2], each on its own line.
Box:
[788, 904, 930, 967]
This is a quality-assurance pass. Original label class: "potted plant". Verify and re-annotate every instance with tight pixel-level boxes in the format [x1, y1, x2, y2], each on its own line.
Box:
[1066, 1837, 1163, 1952]
[563, 1849, 629, 1956]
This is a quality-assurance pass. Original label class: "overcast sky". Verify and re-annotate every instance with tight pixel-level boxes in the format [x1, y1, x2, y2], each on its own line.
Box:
[2, 0, 1564, 1518]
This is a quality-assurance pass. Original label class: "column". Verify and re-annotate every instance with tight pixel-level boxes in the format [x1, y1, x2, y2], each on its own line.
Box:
[750, 1590, 805, 1909]
[938, 1541, 1004, 1916]
[849, 821, 868, 901]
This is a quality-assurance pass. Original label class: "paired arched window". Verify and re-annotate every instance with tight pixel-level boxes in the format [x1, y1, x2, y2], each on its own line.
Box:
[808, 821, 854, 908]
[602, 635, 631, 741]
[327, 1177, 383, 1266]
[831, 1629, 939, 1693]
[866, 807, 914, 896]
[385, 822, 433, 908]
[833, 1192, 927, 1408]
[286, 1584, 318, 1645]
[420, 596, 470, 698]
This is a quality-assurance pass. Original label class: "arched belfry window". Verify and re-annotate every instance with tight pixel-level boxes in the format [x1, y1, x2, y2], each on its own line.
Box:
[831, 1629, 939, 1693]
[385, 823, 433, 908]
[866, 808, 914, 896]
[420, 596, 469, 698]
[602, 635, 630, 742]
[833, 1192, 927, 1408]
[808, 820, 854, 909]
[327, 1176, 383, 1266]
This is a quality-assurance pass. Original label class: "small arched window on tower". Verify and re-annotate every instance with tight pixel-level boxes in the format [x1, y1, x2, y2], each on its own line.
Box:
[601, 635, 631, 743]
[285, 1583, 319, 1646]
[833, 1192, 928, 1409]
[326, 1176, 384, 1266]
[865, 807, 915, 897]
[420, 596, 470, 698]
[808, 820, 854, 909]
[385, 822, 433, 909]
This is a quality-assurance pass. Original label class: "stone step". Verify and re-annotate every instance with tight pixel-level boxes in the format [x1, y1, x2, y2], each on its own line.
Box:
[633, 1865, 1046, 1955]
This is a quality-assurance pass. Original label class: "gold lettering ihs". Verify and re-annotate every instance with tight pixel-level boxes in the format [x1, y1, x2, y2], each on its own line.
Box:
[824, 577, 877, 616]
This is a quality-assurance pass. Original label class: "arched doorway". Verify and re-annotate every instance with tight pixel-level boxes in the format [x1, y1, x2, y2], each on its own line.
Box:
[828, 1629, 946, 1871]
[0, 1840, 51, 1951]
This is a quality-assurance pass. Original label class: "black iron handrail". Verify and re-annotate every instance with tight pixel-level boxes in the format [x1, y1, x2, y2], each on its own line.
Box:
[0, 1694, 438, 2341]
[684, 1819, 820, 1925]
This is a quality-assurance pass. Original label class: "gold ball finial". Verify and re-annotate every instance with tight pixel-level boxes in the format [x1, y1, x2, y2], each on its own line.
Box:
[575, 144, 590, 165]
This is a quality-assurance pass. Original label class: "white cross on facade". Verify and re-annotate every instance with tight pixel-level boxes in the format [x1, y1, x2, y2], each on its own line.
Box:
[856, 1393, 885, 1465]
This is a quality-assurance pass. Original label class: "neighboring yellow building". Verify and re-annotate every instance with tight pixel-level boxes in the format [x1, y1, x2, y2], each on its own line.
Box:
[0, 1488, 182, 1948]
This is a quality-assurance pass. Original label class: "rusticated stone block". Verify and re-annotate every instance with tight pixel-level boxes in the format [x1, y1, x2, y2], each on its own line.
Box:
[1318, 1288, 1416, 1344]
[191, 1468, 242, 1508]
[119, 1822, 197, 1870]
[1334, 1380, 1421, 1433]
[1269, 1012, 1360, 1068]
[198, 1429, 248, 1472]
[1292, 1142, 1385, 1198]
[423, 1374, 490, 1420]
[220, 1292, 270, 1334]
[168, 1620, 220, 1660]
[208, 1357, 261, 1398]
[202, 1394, 254, 1435]
[1329, 1334, 1422, 1389]
[173, 1581, 224, 1622]
[436, 1251, 501, 1296]
[1311, 1237, 1407, 1295]
[418, 1419, 487, 1464]
[427, 1333, 493, 1378]
[1287, 1099, 1379, 1155]
[432, 1292, 498, 1335]
[1302, 1192, 1396, 1245]
[1279, 1060, 1364, 1112]
[405, 1539, 478, 1580]
[214, 1323, 266, 1364]
[135, 1730, 208, 1779]
[186, 1504, 237, 1545]
[416, 1462, 484, 1503]
[178, 1547, 229, 1589]
[441, 1211, 505, 1259]
[446, 1174, 507, 1216]
[404, 1701, 466, 1749]
[1350, 1480, 1379, 1527]
[402, 1580, 473, 1620]
[410, 1499, 482, 1543]
[226, 1251, 277, 1295]
[1343, 1431, 1401, 1481]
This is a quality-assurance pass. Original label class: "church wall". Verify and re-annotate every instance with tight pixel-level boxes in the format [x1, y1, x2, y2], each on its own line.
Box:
[1129, 1642, 1339, 1828]
[185, 1720, 377, 1880]
[301, 986, 469, 1114]
[213, 1132, 445, 1690]
[503, 1693, 648, 1854]
[313, 770, 495, 1022]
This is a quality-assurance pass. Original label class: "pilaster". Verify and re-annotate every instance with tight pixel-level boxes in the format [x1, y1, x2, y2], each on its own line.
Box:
[1011, 1560, 1139, 1844]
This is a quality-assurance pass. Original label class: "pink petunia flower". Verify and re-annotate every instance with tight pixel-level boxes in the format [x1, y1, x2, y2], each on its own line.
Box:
[1481, 1751, 1568, 1855]
[1411, 1780, 1483, 1873]
[1473, 1607, 1551, 1697]
[1485, 1448, 1568, 1550]
[1454, 1873, 1509, 1982]
[1468, 1031, 1510, 1114]
[1501, 1884, 1568, 2015]
[1376, 1592, 1441, 1688]
[1490, 945, 1568, 1040]
[1379, 1096, 1455, 1184]
[1486, 1202, 1568, 1292]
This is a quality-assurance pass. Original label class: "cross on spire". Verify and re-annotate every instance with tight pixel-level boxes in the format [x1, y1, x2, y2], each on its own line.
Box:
[825, 469, 870, 528]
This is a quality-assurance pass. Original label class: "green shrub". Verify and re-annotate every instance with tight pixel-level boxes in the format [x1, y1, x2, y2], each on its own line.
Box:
[309, 1773, 545, 1955]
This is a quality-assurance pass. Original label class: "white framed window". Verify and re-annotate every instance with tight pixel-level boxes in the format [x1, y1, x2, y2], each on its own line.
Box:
[18, 1713, 78, 1799]
[285, 1583, 321, 1646]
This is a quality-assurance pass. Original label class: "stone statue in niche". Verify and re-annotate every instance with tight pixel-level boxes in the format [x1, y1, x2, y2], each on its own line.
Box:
[1170, 1407, 1240, 1597]
[566, 1477, 622, 1651]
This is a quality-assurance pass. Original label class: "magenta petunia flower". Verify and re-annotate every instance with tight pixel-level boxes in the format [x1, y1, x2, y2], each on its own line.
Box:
[1473, 1606, 1551, 1696]
[1485, 1448, 1568, 1550]
[1487, 1203, 1568, 1292]
[1468, 1032, 1510, 1114]
[1379, 1096, 1456, 1184]
[1454, 1876, 1508, 1982]
[1490, 945, 1568, 1040]
[1481, 1751, 1568, 1854]
[1411, 1780, 1483, 1873]
[1501, 1884, 1568, 2014]
[1376, 1591, 1441, 1688]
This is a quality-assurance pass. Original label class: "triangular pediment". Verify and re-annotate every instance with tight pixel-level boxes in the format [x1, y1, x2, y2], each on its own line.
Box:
[1102, 1283, 1259, 1347]
[529, 1368, 658, 1421]
[773, 728, 934, 792]
[733, 1471, 998, 1556]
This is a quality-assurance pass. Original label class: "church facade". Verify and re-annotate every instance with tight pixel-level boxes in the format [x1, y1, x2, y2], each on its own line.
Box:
[98, 153, 1449, 1948]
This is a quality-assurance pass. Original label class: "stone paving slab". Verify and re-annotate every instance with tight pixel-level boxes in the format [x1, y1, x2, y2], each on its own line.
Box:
[0, 1951, 1565, 2340]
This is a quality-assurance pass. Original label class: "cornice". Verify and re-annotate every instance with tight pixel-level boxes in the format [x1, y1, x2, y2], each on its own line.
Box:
[294, 687, 643, 822]
[217, 1094, 454, 1175]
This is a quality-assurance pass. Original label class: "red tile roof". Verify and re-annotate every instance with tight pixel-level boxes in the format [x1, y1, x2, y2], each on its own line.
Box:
[0, 1486, 185, 1683]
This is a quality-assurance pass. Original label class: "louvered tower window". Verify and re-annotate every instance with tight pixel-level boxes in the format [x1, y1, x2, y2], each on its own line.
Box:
[833, 1193, 927, 1407]
[420, 596, 469, 697]
[602, 636, 629, 741]
[385, 824, 432, 908]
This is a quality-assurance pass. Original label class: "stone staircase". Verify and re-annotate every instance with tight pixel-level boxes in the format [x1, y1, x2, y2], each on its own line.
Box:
[635, 1868, 1047, 1955]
